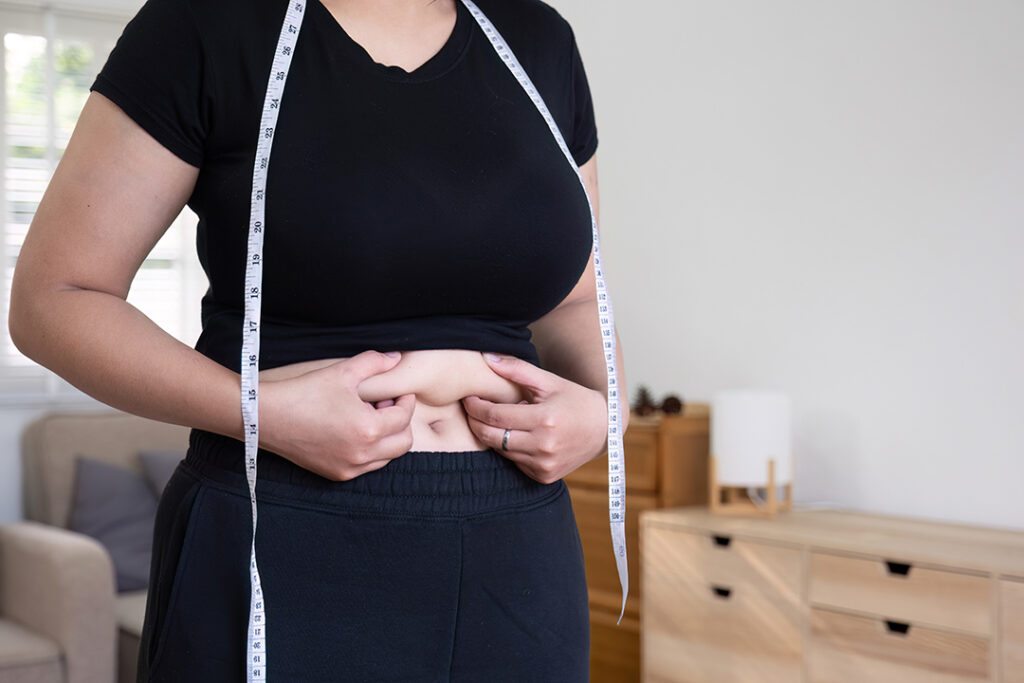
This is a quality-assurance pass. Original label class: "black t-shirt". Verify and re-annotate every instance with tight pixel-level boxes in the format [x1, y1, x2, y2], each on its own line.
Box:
[90, 0, 599, 372]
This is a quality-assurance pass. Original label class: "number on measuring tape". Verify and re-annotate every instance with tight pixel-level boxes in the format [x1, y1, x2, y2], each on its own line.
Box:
[240, 0, 306, 680]
[240, 0, 627, 678]
[458, 0, 629, 624]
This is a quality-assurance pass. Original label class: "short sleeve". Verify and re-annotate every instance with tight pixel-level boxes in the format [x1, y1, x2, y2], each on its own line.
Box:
[567, 27, 598, 166]
[89, 0, 214, 168]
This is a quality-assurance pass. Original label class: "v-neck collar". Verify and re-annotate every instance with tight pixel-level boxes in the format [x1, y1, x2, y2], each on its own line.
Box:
[310, 0, 474, 83]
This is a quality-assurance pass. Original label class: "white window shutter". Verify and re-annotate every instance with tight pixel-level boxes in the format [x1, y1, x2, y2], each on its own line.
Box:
[1, 3, 207, 402]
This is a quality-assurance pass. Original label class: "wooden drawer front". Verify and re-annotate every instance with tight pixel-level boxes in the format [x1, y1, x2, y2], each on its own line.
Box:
[1003, 578, 1024, 683]
[591, 608, 640, 683]
[642, 525, 801, 682]
[807, 607, 990, 683]
[566, 428, 658, 492]
[809, 552, 991, 636]
[656, 528, 802, 599]
[568, 486, 655, 617]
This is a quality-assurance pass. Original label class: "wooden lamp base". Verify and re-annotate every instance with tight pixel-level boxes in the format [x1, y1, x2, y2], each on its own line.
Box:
[708, 455, 793, 517]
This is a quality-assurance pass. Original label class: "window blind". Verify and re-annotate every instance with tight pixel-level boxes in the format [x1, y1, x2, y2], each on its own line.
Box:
[1, 1, 207, 401]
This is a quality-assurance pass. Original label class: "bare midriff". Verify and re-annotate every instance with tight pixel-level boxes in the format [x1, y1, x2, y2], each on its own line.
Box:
[258, 349, 527, 452]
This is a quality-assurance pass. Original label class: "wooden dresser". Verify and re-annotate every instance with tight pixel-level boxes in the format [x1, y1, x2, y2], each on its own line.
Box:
[565, 405, 711, 683]
[640, 506, 1024, 682]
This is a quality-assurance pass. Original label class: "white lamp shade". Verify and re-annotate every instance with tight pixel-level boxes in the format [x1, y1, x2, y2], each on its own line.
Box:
[711, 389, 792, 486]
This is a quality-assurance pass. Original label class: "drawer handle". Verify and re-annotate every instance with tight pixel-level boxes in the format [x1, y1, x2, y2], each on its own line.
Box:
[885, 560, 913, 577]
[711, 585, 732, 599]
[712, 535, 732, 548]
[884, 620, 911, 635]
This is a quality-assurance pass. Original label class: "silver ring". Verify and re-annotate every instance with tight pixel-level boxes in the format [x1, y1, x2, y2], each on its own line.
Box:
[501, 428, 511, 452]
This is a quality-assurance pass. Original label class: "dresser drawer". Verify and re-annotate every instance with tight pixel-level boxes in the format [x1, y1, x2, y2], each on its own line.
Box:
[642, 581, 802, 682]
[653, 528, 802, 598]
[1003, 578, 1024, 683]
[642, 525, 801, 683]
[807, 607, 990, 683]
[566, 428, 659, 492]
[809, 551, 991, 635]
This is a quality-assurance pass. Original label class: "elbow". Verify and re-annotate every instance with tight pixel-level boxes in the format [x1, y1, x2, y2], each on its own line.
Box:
[8, 282, 35, 359]
[8, 270, 50, 361]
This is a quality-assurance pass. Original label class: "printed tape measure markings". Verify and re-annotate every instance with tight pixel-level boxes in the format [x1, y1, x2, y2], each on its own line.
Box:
[459, 0, 628, 624]
[242, 1, 307, 680]
[241, 2, 628, 680]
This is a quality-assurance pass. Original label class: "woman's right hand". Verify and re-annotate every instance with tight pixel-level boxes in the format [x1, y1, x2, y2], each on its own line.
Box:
[257, 350, 416, 481]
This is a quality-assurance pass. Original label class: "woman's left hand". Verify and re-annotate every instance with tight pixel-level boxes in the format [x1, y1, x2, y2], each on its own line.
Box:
[461, 353, 608, 484]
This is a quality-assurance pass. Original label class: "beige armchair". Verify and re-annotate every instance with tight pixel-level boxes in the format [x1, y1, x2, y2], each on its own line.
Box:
[0, 410, 190, 683]
[0, 522, 116, 683]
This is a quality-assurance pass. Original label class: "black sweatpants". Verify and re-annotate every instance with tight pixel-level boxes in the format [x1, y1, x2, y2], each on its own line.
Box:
[137, 428, 591, 682]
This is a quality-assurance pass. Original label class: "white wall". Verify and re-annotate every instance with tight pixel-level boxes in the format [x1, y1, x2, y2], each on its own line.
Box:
[3, 0, 1022, 532]
[552, 0, 1024, 529]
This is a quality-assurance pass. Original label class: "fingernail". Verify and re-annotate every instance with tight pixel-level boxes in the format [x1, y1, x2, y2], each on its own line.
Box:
[384, 351, 400, 358]
[484, 353, 501, 363]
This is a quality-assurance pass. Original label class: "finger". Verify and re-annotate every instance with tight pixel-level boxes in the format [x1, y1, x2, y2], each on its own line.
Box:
[481, 353, 555, 399]
[466, 414, 536, 455]
[461, 395, 540, 431]
[345, 451, 397, 480]
[393, 392, 417, 412]
[371, 393, 416, 436]
[374, 398, 396, 409]
[371, 428, 415, 461]
[341, 350, 402, 385]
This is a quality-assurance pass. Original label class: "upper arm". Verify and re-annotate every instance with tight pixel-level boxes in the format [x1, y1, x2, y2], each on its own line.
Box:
[11, 0, 212, 334]
[10, 91, 199, 317]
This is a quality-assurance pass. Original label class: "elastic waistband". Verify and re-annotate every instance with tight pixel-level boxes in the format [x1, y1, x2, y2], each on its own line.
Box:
[184, 428, 565, 518]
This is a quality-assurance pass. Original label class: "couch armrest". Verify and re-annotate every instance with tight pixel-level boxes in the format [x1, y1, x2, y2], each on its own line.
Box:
[0, 522, 117, 683]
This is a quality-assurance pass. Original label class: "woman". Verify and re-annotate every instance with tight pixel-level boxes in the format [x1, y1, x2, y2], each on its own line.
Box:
[9, 0, 627, 679]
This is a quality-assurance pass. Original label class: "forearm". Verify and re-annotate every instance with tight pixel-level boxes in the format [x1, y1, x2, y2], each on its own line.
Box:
[529, 298, 630, 430]
[10, 287, 243, 439]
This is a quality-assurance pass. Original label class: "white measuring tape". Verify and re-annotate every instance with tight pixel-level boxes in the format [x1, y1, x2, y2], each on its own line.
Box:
[457, 0, 627, 624]
[240, 1, 627, 679]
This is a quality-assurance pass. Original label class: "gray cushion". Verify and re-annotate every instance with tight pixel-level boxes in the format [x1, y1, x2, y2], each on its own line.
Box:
[69, 457, 157, 592]
[137, 449, 185, 498]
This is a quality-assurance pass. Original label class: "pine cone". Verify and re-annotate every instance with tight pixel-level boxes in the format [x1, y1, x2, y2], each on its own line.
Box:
[660, 394, 684, 415]
[633, 385, 656, 416]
